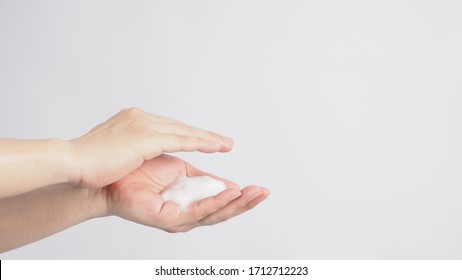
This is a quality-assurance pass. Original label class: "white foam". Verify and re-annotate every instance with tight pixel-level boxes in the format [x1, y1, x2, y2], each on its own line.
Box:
[161, 175, 226, 210]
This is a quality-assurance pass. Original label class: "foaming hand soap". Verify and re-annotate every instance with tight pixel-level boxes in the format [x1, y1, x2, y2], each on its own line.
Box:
[161, 175, 226, 210]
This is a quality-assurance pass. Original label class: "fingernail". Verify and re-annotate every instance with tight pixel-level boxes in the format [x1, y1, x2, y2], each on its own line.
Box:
[221, 136, 234, 146]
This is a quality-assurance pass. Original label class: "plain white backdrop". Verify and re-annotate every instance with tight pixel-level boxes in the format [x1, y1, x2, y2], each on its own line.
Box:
[1, 0, 461, 259]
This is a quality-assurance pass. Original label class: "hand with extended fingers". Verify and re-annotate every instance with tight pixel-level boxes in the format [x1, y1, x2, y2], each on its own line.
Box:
[0, 108, 269, 253]
[105, 154, 270, 233]
[69, 107, 235, 189]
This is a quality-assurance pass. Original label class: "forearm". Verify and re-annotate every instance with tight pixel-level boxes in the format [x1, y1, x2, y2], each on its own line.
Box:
[0, 184, 107, 253]
[0, 138, 74, 197]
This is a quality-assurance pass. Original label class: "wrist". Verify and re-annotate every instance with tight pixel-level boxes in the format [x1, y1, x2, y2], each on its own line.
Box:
[84, 187, 110, 219]
[45, 138, 76, 185]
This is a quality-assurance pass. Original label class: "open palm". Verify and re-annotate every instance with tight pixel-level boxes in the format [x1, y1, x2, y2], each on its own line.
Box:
[104, 154, 269, 233]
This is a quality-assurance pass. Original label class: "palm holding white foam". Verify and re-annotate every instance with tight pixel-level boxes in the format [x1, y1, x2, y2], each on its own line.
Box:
[104, 154, 269, 233]
[161, 175, 226, 210]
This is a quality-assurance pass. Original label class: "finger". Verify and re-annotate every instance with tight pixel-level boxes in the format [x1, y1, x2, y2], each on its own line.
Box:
[196, 186, 269, 227]
[116, 108, 234, 152]
[153, 134, 227, 154]
[178, 188, 241, 225]
[184, 164, 241, 191]
[177, 187, 265, 232]
[146, 113, 181, 124]
[245, 188, 270, 210]
[151, 122, 234, 149]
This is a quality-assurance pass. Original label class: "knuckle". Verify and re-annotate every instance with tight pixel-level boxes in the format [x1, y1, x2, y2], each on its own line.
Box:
[123, 107, 144, 118]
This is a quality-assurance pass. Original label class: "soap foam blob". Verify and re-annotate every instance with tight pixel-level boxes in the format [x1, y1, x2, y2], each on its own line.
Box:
[161, 175, 226, 210]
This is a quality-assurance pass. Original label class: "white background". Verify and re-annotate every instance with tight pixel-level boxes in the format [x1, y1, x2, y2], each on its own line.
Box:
[1, 0, 461, 259]
[3, 260, 462, 280]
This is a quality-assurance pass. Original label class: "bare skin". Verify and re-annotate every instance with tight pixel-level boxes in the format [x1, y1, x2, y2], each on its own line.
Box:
[0, 184, 105, 252]
[105, 154, 269, 233]
[0, 108, 233, 197]
[0, 108, 269, 252]
[0, 155, 269, 252]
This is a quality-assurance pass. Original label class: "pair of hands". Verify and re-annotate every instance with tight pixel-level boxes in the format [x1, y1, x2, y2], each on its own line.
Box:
[71, 108, 269, 232]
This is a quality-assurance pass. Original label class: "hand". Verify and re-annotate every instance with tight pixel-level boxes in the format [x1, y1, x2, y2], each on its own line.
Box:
[69, 108, 234, 189]
[103, 154, 270, 233]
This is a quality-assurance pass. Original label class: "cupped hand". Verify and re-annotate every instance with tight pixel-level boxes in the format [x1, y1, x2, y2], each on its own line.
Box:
[69, 108, 234, 188]
[103, 154, 270, 233]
